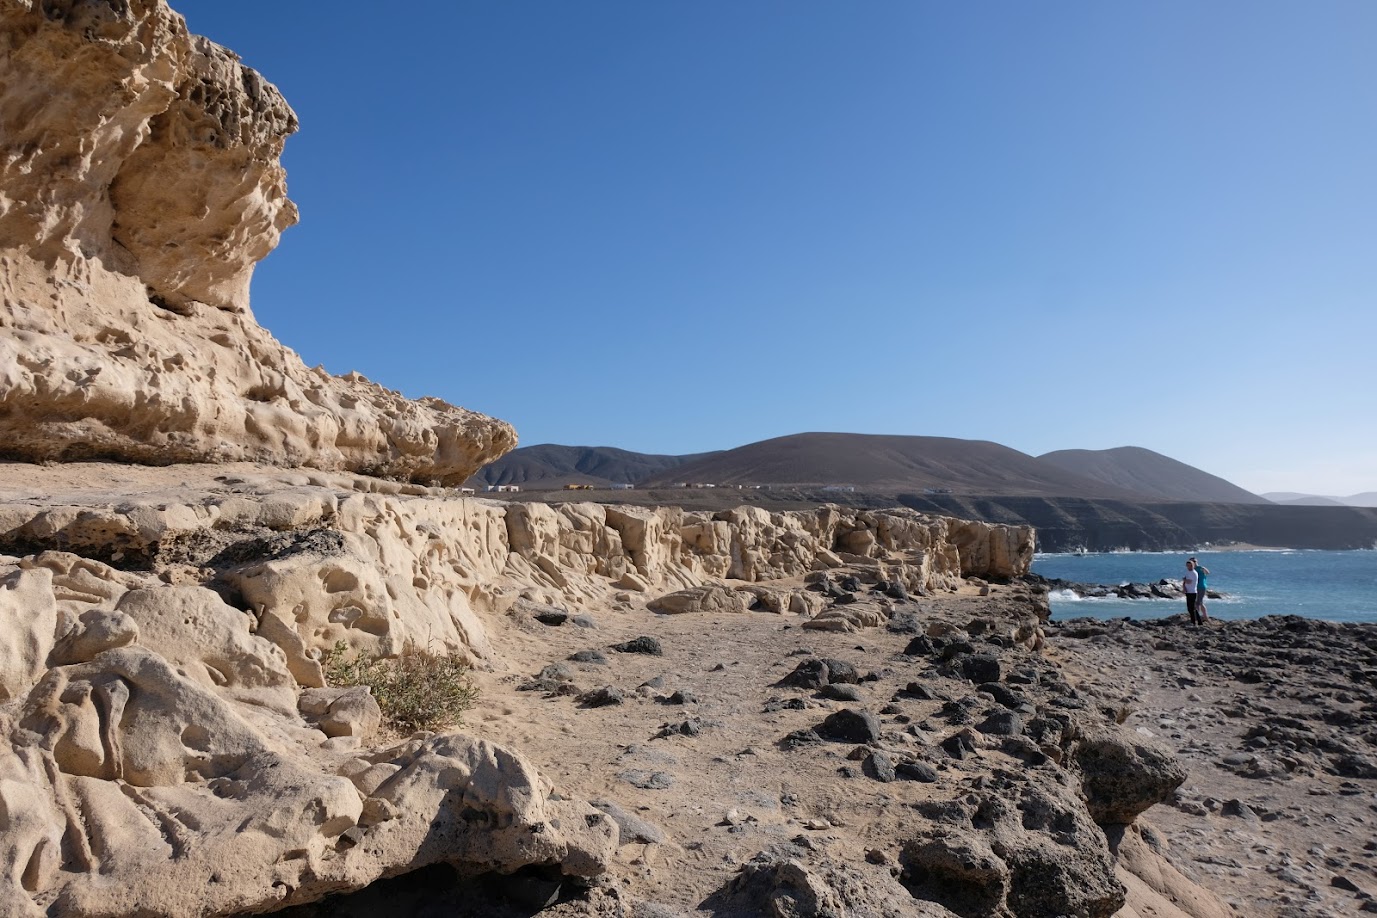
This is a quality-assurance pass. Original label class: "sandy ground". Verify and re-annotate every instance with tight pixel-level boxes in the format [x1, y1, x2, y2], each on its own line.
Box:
[423, 582, 1145, 916]
[464, 584, 1042, 915]
[451, 591, 1377, 917]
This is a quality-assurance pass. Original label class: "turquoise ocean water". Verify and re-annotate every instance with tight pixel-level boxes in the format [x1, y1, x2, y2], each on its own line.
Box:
[1032, 550, 1377, 624]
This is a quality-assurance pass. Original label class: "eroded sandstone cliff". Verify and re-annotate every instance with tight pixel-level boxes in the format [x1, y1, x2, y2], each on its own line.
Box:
[0, 463, 1051, 915]
[0, 0, 515, 481]
[0, 467, 1036, 677]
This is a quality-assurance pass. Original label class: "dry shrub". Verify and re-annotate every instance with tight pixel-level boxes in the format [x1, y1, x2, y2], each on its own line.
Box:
[323, 642, 478, 733]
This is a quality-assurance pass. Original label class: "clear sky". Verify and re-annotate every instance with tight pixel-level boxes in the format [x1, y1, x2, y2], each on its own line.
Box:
[174, 1, 1376, 496]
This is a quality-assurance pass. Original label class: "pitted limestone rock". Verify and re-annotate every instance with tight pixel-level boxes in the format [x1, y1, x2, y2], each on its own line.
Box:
[0, 0, 515, 482]
[0, 556, 615, 917]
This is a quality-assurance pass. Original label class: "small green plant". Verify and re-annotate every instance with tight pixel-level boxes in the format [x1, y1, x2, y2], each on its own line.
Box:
[323, 642, 479, 733]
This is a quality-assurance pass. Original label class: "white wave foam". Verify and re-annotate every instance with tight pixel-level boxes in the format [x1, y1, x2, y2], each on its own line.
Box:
[1047, 591, 1175, 604]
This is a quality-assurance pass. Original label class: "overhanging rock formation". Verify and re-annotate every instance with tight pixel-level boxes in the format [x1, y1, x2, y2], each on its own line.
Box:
[0, 0, 515, 482]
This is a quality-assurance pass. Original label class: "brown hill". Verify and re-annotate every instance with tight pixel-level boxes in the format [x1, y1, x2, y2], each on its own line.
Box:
[639, 432, 1142, 498]
[465, 444, 719, 489]
[1038, 446, 1269, 505]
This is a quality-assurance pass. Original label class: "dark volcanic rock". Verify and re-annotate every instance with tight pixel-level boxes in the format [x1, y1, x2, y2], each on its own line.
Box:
[718, 853, 916, 918]
[941, 730, 980, 760]
[820, 683, 863, 702]
[821, 577, 847, 599]
[655, 718, 703, 738]
[977, 682, 1026, 709]
[898, 681, 938, 701]
[902, 634, 937, 656]
[976, 711, 1024, 737]
[1074, 732, 1185, 825]
[896, 760, 939, 783]
[900, 832, 1007, 916]
[1220, 799, 1257, 821]
[1001, 737, 1050, 766]
[576, 685, 625, 708]
[775, 658, 829, 690]
[764, 697, 809, 713]
[1033, 612, 1377, 916]
[888, 611, 923, 634]
[940, 697, 985, 725]
[817, 709, 882, 744]
[1333, 753, 1377, 779]
[961, 653, 1003, 684]
[659, 690, 697, 706]
[900, 786, 1125, 918]
[613, 636, 663, 655]
[521, 662, 578, 692]
[939, 640, 977, 661]
[819, 658, 860, 684]
[781, 728, 825, 750]
[864, 751, 897, 783]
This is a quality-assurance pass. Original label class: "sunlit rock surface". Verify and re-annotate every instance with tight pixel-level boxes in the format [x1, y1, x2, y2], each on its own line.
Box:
[0, 0, 515, 482]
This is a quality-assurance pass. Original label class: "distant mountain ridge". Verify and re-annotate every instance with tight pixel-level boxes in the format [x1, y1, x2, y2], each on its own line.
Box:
[1262, 491, 1377, 508]
[1038, 446, 1269, 505]
[471, 434, 1272, 504]
[637, 433, 1141, 498]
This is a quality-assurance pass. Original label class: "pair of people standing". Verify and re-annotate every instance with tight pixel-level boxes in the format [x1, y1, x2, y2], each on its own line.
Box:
[1183, 557, 1210, 626]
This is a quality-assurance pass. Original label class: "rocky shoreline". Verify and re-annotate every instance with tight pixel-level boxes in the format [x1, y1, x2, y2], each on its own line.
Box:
[1051, 613, 1377, 916]
[1025, 572, 1225, 603]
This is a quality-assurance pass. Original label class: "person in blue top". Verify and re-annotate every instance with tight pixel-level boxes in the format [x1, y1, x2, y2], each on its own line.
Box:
[1190, 557, 1210, 621]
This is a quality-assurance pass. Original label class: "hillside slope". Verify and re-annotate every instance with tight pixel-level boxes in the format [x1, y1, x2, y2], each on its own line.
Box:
[466, 443, 718, 488]
[897, 492, 1377, 552]
[1037, 446, 1268, 505]
[1262, 492, 1346, 506]
[640, 432, 1142, 498]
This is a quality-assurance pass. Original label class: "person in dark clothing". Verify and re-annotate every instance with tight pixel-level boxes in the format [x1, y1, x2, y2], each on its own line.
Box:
[1183, 559, 1200, 626]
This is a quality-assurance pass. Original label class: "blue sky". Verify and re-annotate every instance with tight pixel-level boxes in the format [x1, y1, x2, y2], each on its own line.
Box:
[175, 2, 1376, 495]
